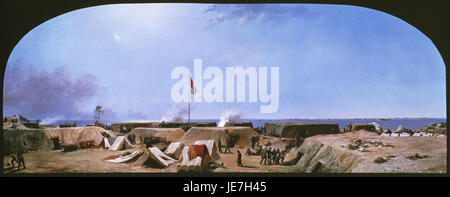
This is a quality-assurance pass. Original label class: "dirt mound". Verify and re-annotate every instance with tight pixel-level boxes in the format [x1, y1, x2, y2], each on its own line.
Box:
[264, 122, 339, 138]
[45, 126, 116, 147]
[3, 123, 31, 130]
[180, 127, 259, 148]
[224, 122, 253, 128]
[289, 130, 446, 173]
[111, 122, 160, 133]
[3, 129, 53, 154]
[128, 128, 185, 144]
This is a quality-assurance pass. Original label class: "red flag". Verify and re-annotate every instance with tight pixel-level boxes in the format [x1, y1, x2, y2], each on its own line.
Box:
[190, 77, 200, 98]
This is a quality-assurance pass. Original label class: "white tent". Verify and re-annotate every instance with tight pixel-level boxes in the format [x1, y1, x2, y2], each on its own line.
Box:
[106, 146, 176, 167]
[399, 132, 411, 137]
[164, 142, 185, 159]
[104, 137, 112, 148]
[412, 133, 421, 137]
[177, 146, 203, 172]
[148, 147, 177, 167]
[194, 140, 220, 161]
[422, 133, 433, 137]
[106, 148, 145, 163]
[390, 133, 399, 137]
[131, 148, 151, 166]
[109, 136, 135, 151]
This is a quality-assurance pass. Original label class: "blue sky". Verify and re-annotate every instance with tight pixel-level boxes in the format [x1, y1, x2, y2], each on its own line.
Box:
[3, 4, 446, 121]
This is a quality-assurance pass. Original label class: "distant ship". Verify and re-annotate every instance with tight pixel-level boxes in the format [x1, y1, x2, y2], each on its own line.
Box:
[376, 118, 390, 121]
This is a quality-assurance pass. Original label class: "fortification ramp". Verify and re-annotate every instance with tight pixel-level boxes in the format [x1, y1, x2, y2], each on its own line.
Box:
[265, 122, 339, 138]
[3, 129, 53, 154]
[111, 122, 160, 133]
[290, 130, 447, 173]
[129, 128, 185, 144]
[180, 127, 259, 148]
[224, 122, 254, 128]
[45, 126, 116, 147]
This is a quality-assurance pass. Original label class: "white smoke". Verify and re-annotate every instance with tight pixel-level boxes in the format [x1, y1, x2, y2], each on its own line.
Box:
[40, 116, 64, 125]
[218, 110, 242, 127]
[161, 103, 189, 122]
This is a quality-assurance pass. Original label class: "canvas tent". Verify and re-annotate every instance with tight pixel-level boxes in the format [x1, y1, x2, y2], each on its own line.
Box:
[148, 147, 177, 167]
[106, 146, 177, 168]
[106, 147, 146, 163]
[131, 148, 151, 166]
[104, 137, 112, 148]
[180, 127, 259, 148]
[164, 142, 185, 159]
[129, 128, 185, 144]
[177, 144, 211, 172]
[109, 136, 135, 151]
[194, 140, 220, 161]
[45, 126, 116, 148]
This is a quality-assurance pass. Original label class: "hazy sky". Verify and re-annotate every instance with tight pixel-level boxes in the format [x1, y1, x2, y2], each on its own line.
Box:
[3, 4, 446, 121]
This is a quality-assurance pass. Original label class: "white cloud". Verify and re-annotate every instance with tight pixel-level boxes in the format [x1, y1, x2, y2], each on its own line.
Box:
[112, 32, 122, 42]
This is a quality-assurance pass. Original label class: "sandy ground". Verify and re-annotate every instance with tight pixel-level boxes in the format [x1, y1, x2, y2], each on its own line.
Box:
[3, 131, 445, 174]
[3, 146, 290, 174]
[304, 131, 447, 173]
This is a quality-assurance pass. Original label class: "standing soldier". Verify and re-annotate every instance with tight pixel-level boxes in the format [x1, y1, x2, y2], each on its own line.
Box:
[280, 150, 285, 164]
[275, 149, 281, 164]
[251, 136, 259, 150]
[17, 151, 26, 170]
[224, 130, 232, 153]
[273, 149, 278, 165]
[259, 146, 267, 165]
[237, 150, 243, 167]
[295, 134, 300, 147]
[267, 148, 272, 165]
[10, 154, 18, 169]
[218, 139, 223, 153]
[272, 149, 278, 165]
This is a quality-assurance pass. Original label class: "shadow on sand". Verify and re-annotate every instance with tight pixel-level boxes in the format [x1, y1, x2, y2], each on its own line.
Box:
[1, 166, 25, 174]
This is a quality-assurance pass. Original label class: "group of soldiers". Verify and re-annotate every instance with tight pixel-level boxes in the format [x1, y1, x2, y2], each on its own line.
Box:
[217, 130, 233, 154]
[259, 147, 285, 165]
[9, 152, 26, 170]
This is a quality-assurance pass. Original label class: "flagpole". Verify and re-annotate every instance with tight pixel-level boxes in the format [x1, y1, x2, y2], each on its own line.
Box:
[188, 94, 191, 123]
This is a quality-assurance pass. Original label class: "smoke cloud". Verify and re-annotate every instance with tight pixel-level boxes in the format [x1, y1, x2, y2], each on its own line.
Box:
[205, 4, 315, 26]
[160, 103, 190, 122]
[218, 110, 242, 127]
[3, 64, 98, 120]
